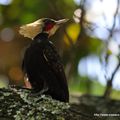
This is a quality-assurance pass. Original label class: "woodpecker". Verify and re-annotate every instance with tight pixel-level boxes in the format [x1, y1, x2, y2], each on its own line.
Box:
[19, 18, 69, 102]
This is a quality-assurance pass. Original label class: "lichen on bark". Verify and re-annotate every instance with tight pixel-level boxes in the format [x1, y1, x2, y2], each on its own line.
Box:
[0, 87, 69, 120]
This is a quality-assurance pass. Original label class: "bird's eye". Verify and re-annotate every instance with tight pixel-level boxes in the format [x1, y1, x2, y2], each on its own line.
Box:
[45, 23, 54, 31]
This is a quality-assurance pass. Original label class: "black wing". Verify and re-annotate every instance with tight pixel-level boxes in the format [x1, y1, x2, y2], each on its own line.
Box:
[43, 42, 69, 102]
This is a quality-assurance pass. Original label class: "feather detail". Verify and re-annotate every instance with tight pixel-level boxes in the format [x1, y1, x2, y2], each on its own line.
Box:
[19, 19, 43, 39]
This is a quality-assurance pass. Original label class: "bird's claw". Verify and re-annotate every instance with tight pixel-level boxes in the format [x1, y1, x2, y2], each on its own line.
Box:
[30, 87, 49, 96]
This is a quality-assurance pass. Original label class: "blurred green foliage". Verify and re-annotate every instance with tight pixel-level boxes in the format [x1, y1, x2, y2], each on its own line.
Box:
[0, 0, 120, 99]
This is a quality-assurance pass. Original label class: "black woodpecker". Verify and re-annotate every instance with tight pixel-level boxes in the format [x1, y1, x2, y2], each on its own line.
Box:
[19, 18, 69, 102]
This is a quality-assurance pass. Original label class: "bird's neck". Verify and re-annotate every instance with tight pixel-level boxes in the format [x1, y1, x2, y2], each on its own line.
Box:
[33, 33, 49, 42]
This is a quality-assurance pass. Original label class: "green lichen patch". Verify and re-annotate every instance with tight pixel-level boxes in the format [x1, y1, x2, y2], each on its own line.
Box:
[0, 87, 70, 120]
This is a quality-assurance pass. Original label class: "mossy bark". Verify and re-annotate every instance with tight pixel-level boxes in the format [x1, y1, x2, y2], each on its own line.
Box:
[0, 87, 119, 120]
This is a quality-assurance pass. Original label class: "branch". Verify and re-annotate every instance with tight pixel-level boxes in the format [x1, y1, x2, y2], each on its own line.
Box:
[0, 87, 100, 120]
[0, 87, 70, 120]
[103, 0, 120, 98]
[104, 57, 120, 98]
